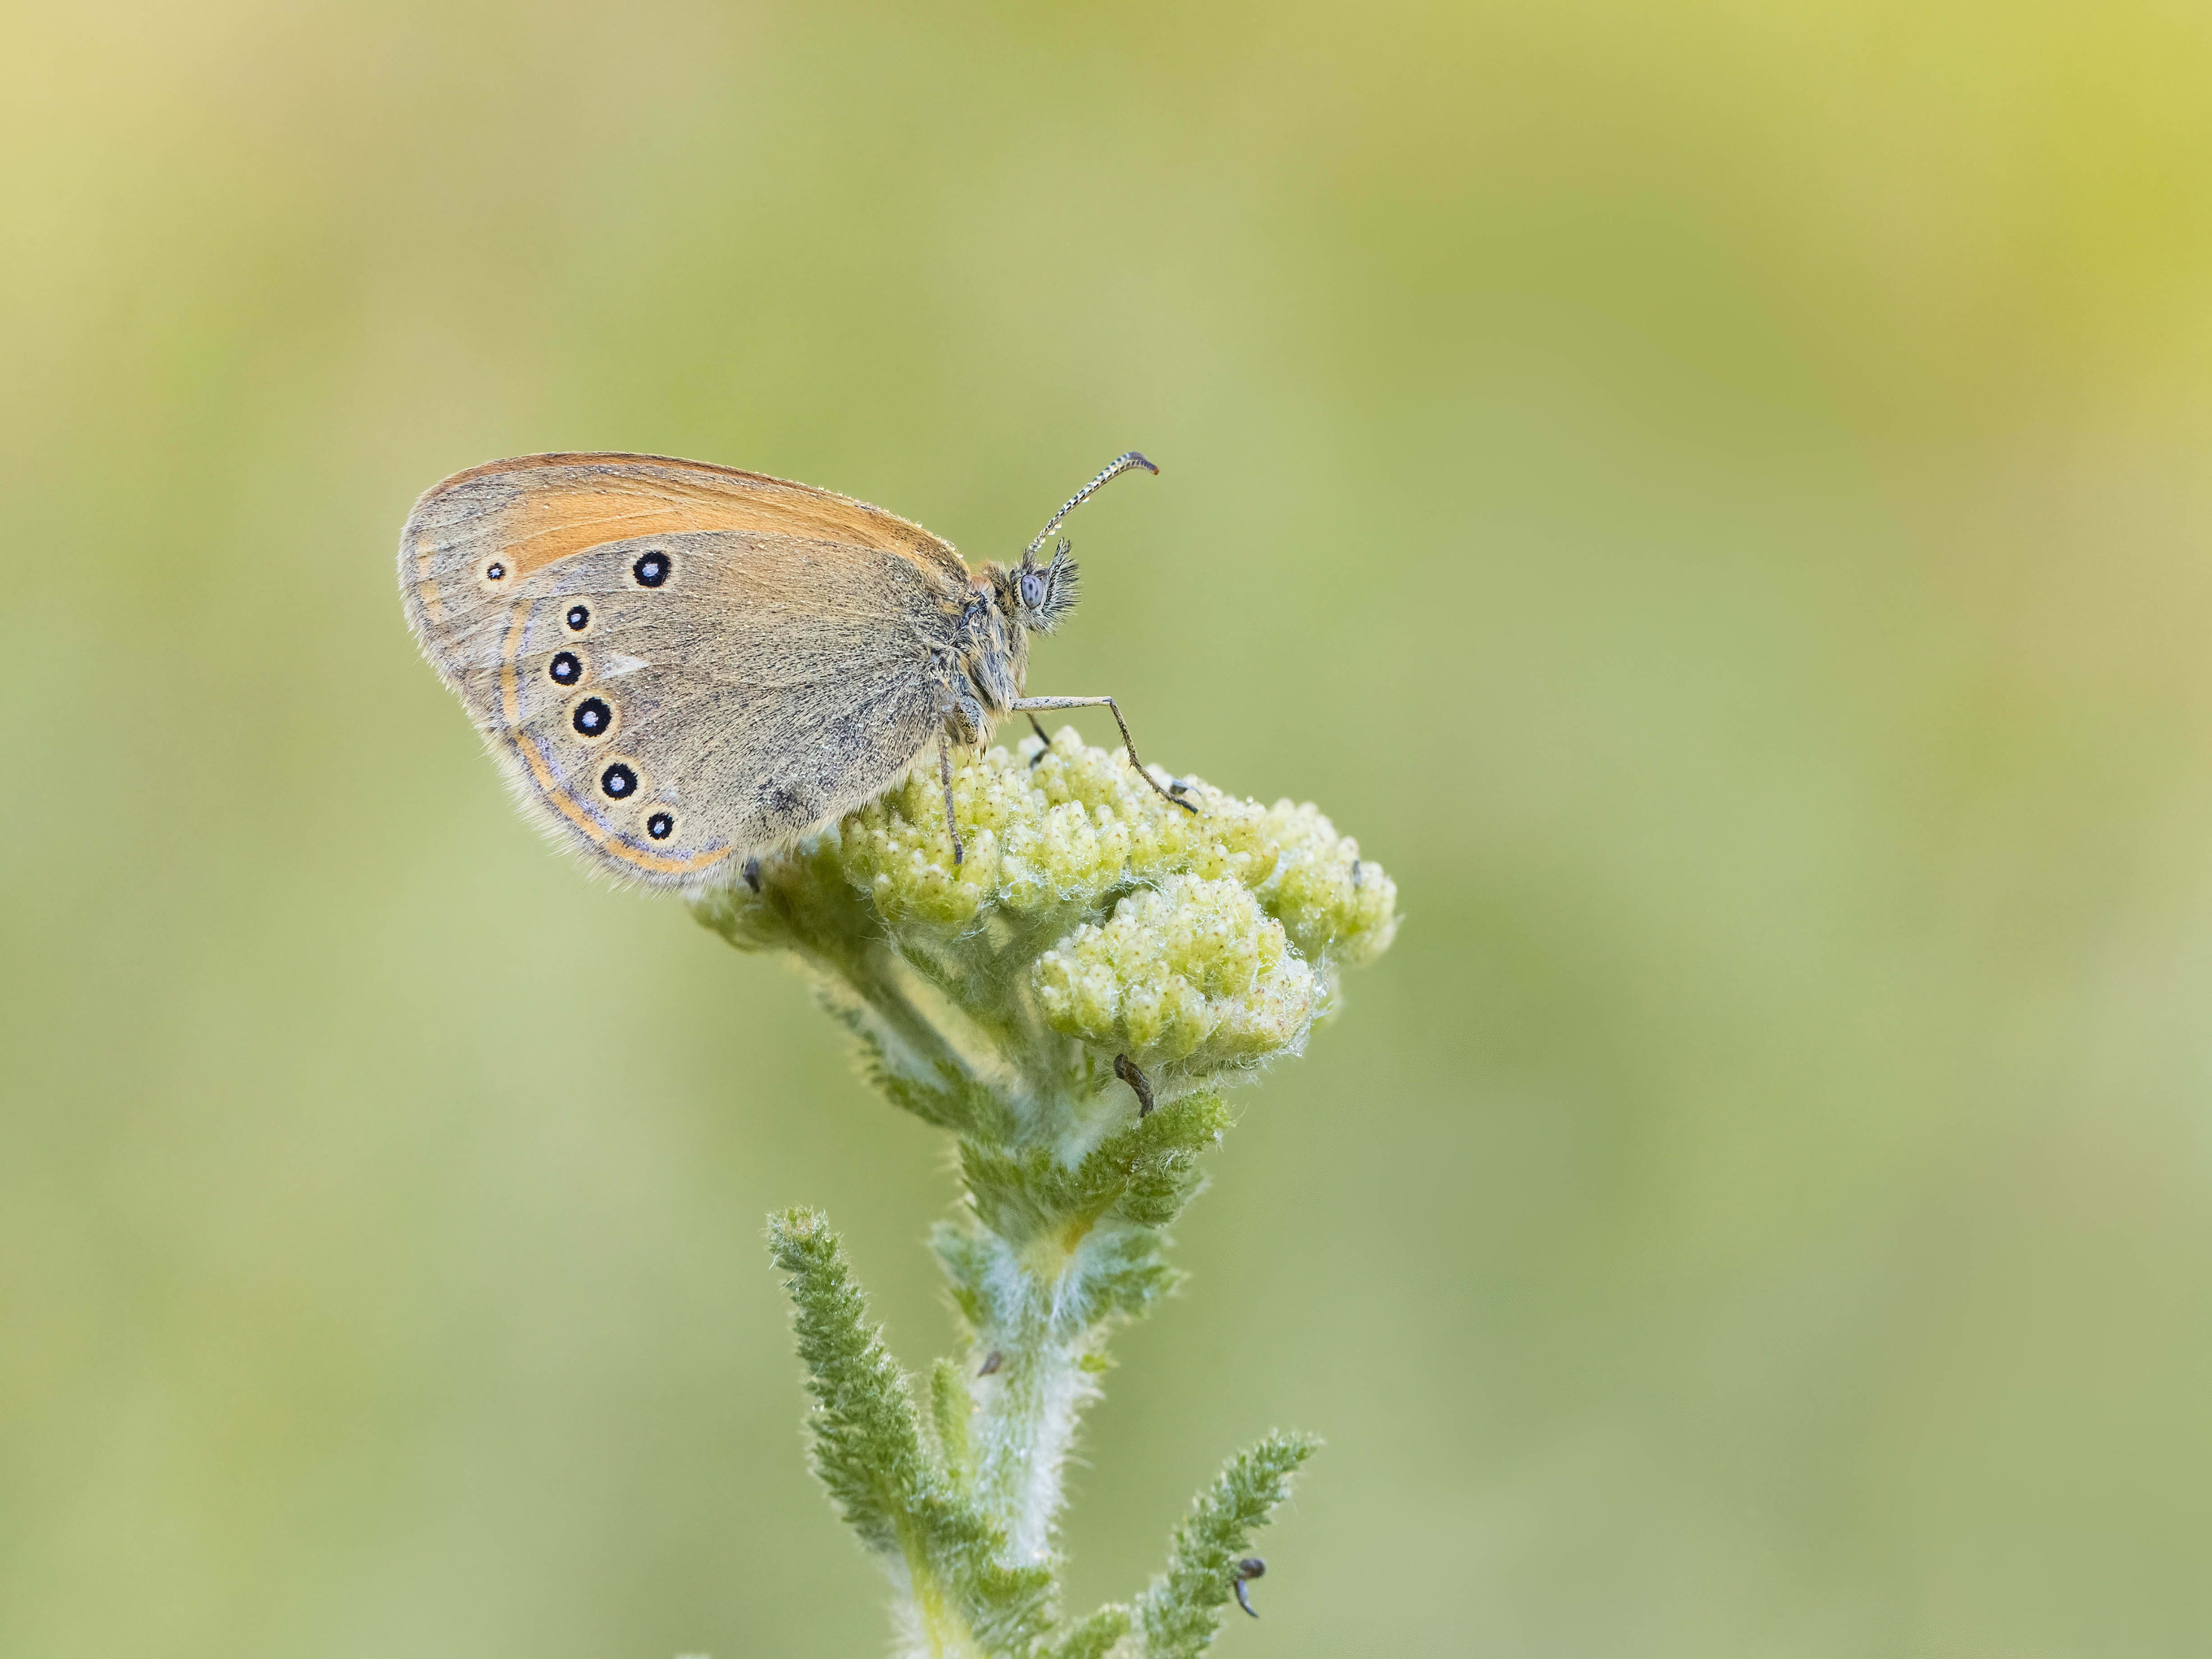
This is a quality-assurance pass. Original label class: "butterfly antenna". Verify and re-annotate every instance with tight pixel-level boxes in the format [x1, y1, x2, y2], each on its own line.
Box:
[1024, 451, 1158, 560]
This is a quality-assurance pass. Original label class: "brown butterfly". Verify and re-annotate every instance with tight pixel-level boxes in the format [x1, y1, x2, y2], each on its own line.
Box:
[398, 450, 1192, 889]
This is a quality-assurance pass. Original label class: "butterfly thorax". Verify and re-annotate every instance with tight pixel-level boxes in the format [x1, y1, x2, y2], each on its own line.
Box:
[937, 581, 1028, 745]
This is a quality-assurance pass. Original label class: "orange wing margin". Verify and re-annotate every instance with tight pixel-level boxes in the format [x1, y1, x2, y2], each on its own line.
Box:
[418, 450, 965, 578]
[402, 451, 971, 640]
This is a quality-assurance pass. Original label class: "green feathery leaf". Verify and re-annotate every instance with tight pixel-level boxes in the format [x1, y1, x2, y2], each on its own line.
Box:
[959, 1093, 1230, 1247]
[1137, 1431, 1320, 1659]
[930, 1357, 974, 1489]
[770, 1211, 1062, 1656]
[851, 1023, 1018, 1141]
[929, 1218, 998, 1331]
[1055, 1226, 1182, 1332]
[1051, 1603, 1134, 1659]
[1103, 1092, 1228, 1228]
[765, 1208, 931, 1554]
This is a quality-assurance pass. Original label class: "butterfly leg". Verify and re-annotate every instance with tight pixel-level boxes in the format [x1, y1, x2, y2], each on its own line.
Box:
[1010, 696, 1199, 814]
[1025, 712, 1052, 769]
[938, 729, 965, 866]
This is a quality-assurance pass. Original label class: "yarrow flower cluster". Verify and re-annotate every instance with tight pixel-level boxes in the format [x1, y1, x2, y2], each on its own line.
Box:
[699, 728, 1394, 1112]
[694, 730, 1397, 1659]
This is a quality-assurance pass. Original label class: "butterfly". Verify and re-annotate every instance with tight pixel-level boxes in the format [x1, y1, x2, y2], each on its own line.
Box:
[398, 449, 1192, 889]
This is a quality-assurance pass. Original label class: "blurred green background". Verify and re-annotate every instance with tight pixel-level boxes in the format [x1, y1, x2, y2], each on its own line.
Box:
[9, 0, 2212, 1653]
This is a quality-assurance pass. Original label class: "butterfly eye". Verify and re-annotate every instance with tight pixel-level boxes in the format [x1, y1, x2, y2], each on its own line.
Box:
[485, 561, 507, 582]
[645, 810, 674, 841]
[548, 652, 582, 686]
[572, 696, 612, 737]
[600, 762, 637, 799]
[632, 551, 671, 588]
[565, 604, 590, 632]
[1019, 570, 1047, 611]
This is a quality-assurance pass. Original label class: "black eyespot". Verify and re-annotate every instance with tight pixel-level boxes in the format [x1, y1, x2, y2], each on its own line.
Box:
[1019, 570, 1046, 610]
[565, 604, 590, 632]
[485, 562, 507, 581]
[548, 651, 582, 686]
[646, 811, 674, 841]
[632, 551, 670, 588]
[572, 696, 612, 737]
[600, 762, 637, 799]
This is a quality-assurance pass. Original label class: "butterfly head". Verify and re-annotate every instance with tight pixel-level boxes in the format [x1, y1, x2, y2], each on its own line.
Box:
[995, 539, 1082, 635]
[990, 450, 1153, 639]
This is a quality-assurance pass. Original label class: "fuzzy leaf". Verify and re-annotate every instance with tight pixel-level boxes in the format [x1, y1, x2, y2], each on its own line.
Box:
[1057, 1226, 1182, 1333]
[959, 1139, 1080, 1243]
[964, 1559, 1057, 1656]
[1104, 1093, 1228, 1228]
[930, 1219, 999, 1330]
[930, 1358, 974, 1488]
[1053, 1604, 1133, 1659]
[905, 1500, 1058, 1657]
[959, 1094, 1230, 1247]
[847, 1021, 1019, 1141]
[766, 1208, 931, 1554]
[1137, 1431, 1320, 1659]
[771, 1212, 1065, 1656]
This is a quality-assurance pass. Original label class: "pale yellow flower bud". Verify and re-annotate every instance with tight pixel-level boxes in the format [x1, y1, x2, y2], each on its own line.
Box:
[695, 733, 1396, 1098]
[1033, 875, 1322, 1073]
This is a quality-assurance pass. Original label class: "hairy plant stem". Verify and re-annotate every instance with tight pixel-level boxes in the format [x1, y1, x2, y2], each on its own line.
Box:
[969, 1243, 1094, 1564]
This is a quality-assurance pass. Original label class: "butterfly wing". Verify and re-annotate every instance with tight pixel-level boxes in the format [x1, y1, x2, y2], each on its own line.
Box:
[400, 454, 969, 887]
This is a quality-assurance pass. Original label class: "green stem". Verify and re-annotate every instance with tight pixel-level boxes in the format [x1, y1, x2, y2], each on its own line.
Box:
[965, 1246, 1090, 1562]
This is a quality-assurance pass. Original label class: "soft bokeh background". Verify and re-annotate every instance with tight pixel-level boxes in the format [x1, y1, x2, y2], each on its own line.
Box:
[9, 0, 2212, 1653]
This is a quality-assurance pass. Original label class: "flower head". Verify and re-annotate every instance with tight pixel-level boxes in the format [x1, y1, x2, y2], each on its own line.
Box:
[695, 729, 1396, 1113]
